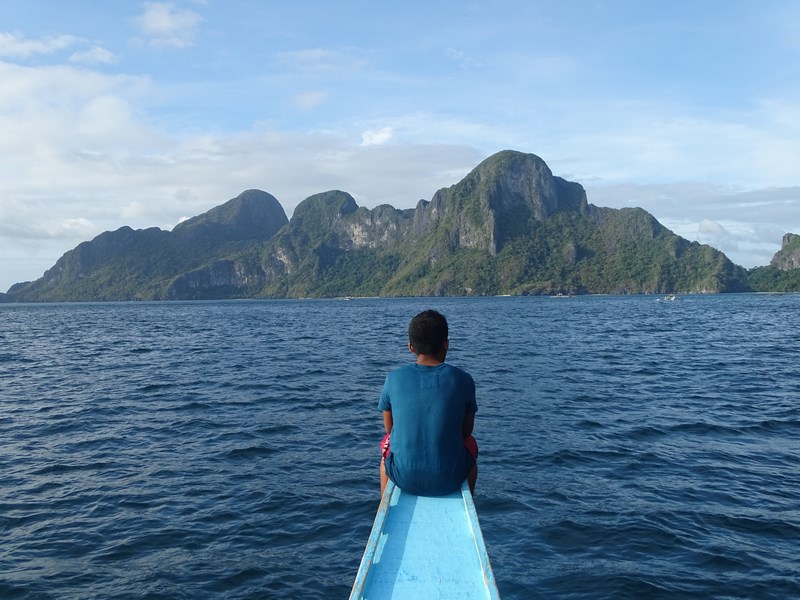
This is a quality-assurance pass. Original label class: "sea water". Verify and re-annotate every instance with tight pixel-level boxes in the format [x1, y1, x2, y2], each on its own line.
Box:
[1, 295, 798, 599]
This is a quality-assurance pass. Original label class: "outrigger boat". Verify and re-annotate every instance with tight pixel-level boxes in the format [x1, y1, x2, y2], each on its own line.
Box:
[350, 480, 500, 599]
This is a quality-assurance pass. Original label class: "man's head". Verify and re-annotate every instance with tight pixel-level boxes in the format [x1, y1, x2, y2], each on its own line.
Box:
[408, 309, 449, 356]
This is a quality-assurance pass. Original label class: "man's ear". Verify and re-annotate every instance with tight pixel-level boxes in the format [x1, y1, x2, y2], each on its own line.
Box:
[408, 342, 415, 354]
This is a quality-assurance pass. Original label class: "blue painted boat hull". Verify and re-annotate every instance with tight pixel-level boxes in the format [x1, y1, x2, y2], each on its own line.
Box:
[350, 481, 500, 599]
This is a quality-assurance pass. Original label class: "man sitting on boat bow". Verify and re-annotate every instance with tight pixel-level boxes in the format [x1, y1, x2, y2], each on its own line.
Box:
[379, 310, 479, 497]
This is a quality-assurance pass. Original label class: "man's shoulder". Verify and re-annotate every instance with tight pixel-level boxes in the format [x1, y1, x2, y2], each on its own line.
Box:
[444, 363, 471, 375]
[442, 363, 475, 383]
[385, 363, 417, 381]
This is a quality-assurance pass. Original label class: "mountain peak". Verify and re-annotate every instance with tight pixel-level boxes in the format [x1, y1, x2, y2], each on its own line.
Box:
[472, 149, 587, 219]
[174, 189, 288, 242]
[289, 190, 358, 235]
[419, 150, 589, 254]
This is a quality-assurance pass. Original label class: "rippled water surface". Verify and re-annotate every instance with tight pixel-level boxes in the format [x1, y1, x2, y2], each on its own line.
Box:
[1, 295, 798, 599]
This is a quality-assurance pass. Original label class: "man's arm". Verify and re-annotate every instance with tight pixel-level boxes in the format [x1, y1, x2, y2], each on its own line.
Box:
[383, 410, 393, 434]
[462, 411, 475, 438]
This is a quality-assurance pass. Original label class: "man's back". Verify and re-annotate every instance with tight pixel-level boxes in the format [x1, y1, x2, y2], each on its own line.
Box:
[379, 362, 477, 496]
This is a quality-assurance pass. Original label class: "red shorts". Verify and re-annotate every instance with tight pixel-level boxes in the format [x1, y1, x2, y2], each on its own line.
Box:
[380, 432, 478, 461]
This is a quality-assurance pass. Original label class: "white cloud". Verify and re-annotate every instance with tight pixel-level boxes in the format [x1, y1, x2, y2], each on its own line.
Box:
[132, 2, 202, 48]
[59, 217, 96, 237]
[0, 31, 80, 58]
[361, 127, 393, 146]
[661, 217, 787, 269]
[0, 62, 155, 164]
[698, 219, 729, 237]
[70, 46, 118, 65]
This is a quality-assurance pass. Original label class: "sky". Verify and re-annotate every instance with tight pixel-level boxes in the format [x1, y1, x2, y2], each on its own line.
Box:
[2, 0, 799, 292]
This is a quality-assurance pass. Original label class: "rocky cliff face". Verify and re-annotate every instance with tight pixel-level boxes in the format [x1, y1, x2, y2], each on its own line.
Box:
[282, 191, 414, 250]
[770, 233, 800, 270]
[412, 150, 588, 255]
[166, 258, 264, 300]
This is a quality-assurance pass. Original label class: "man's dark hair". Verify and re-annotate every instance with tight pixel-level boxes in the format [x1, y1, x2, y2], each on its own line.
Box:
[408, 309, 449, 355]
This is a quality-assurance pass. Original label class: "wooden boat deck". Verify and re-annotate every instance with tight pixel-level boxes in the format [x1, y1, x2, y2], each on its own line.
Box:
[350, 481, 499, 599]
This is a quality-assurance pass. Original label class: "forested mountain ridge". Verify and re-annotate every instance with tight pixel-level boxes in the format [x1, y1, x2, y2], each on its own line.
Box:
[3, 150, 785, 302]
[4, 190, 288, 301]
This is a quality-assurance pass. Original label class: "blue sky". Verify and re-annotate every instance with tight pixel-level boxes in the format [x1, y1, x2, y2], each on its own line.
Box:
[2, 0, 799, 291]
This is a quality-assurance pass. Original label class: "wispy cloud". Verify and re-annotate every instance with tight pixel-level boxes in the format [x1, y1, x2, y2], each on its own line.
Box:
[277, 48, 367, 73]
[0, 32, 117, 67]
[70, 46, 118, 65]
[443, 46, 489, 71]
[294, 91, 328, 111]
[0, 31, 80, 58]
[132, 2, 202, 48]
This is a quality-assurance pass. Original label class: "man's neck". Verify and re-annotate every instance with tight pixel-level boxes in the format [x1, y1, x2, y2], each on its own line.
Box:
[416, 353, 445, 366]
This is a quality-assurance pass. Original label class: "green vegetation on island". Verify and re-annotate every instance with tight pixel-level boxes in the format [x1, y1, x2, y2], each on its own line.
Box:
[2, 151, 797, 302]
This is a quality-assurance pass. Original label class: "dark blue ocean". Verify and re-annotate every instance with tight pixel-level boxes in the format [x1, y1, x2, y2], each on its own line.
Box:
[1, 294, 798, 599]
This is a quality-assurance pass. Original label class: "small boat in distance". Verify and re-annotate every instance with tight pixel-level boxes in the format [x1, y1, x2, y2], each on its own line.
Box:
[350, 480, 500, 599]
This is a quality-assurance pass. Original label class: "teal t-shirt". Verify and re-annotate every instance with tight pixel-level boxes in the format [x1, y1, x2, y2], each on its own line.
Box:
[378, 362, 477, 496]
